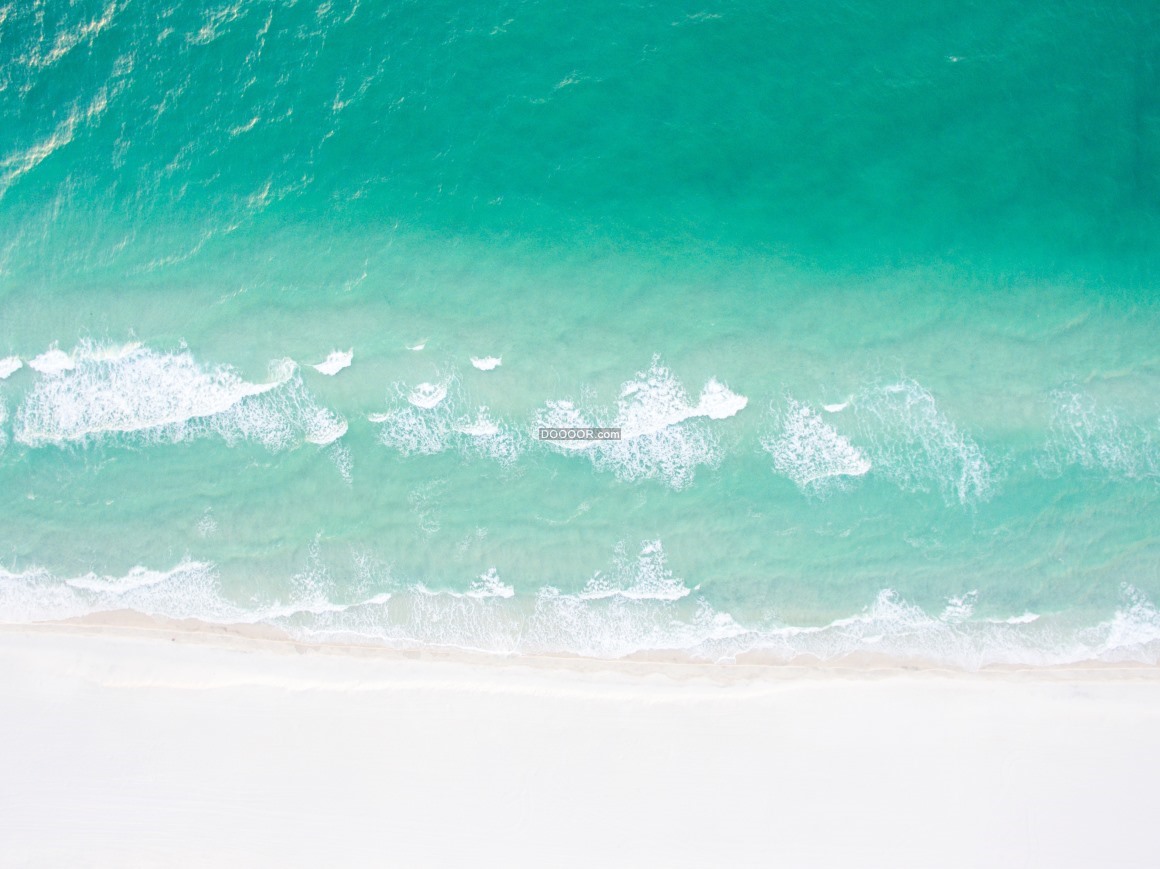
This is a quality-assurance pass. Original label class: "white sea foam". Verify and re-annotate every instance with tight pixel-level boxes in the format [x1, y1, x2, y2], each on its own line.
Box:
[312, 349, 353, 376]
[455, 411, 500, 438]
[328, 442, 354, 483]
[743, 586, 1160, 668]
[851, 379, 993, 505]
[372, 377, 524, 466]
[1043, 390, 1159, 481]
[466, 568, 515, 599]
[15, 341, 346, 450]
[1080, 585, 1160, 662]
[0, 560, 237, 623]
[577, 541, 692, 601]
[694, 377, 749, 420]
[534, 358, 746, 489]
[2, 556, 1159, 667]
[27, 347, 76, 375]
[762, 397, 871, 492]
[992, 612, 1039, 625]
[470, 356, 502, 371]
[0, 356, 22, 379]
[408, 381, 449, 408]
[457, 406, 523, 466]
[940, 591, 977, 624]
[371, 377, 457, 456]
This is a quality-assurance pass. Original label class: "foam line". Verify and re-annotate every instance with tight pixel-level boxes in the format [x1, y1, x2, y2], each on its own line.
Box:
[3, 556, 1159, 667]
[15, 341, 346, 450]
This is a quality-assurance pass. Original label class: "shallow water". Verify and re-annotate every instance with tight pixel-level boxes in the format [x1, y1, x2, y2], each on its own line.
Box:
[1, 0, 1158, 665]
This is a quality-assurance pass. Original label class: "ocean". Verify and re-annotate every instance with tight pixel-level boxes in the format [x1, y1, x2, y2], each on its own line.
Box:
[1, 0, 1158, 666]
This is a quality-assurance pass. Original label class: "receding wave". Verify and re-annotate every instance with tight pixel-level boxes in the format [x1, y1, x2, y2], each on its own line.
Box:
[14, 341, 346, 450]
[762, 396, 871, 492]
[4, 544, 1159, 668]
[534, 357, 747, 489]
[850, 379, 994, 505]
[1042, 390, 1159, 481]
[761, 382, 992, 504]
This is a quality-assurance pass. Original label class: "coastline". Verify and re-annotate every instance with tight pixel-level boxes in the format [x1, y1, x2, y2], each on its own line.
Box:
[7, 610, 1160, 676]
[3, 620, 1160, 866]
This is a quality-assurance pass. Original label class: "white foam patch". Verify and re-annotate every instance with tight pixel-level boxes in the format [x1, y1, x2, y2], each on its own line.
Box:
[457, 406, 523, 467]
[745, 586, 1160, 668]
[27, 347, 75, 375]
[371, 378, 524, 466]
[940, 591, 977, 624]
[991, 612, 1039, 625]
[470, 356, 502, 371]
[762, 397, 871, 492]
[577, 541, 692, 601]
[14, 341, 346, 450]
[328, 442, 353, 483]
[312, 349, 352, 376]
[694, 377, 748, 419]
[851, 379, 993, 505]
[534, 358, 746, 489]
[370, 377, 457, 456]
[408, 381, 449, 408]
[1079, 584, 1160, 661]
[0, 560, 239, 623]
[1043, 390, 1159, 481]
[467, 568, 515, 599]
[0, 356, 21, 379]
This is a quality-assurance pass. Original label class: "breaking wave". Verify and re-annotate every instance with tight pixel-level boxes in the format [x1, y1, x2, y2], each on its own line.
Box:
[14, 341, 346, 450]
[370, 373, 524, 466]
[534, 357, 747, 489]
[312, 349, 353, 376]
[4, 545, 1158, 668]
[0, 356, 22, 379]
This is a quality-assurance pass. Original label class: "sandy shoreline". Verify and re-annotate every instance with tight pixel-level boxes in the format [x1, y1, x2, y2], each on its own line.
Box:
[11, 609, 1160, 677]
[2, 620, 1160, 867]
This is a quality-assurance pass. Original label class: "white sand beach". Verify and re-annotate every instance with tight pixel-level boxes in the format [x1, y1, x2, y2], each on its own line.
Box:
[2, 623, 1159, 868]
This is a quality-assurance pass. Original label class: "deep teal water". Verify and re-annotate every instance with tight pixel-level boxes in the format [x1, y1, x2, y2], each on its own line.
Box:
[1, 0, 1158, 664]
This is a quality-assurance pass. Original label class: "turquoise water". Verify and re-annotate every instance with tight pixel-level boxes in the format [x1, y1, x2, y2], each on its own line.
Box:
[1, 0, 1159, 665]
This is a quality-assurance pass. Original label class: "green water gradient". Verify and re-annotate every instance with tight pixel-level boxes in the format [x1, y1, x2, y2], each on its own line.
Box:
[0, 0, 1158, 659]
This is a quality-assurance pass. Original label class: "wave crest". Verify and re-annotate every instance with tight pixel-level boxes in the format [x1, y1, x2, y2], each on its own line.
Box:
[14, 342, 346, 450]
[535, 358, 746, 489]
[371, 375, 524, 466]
